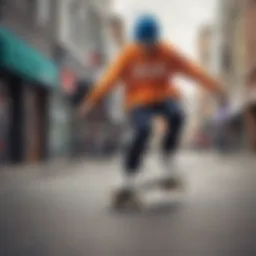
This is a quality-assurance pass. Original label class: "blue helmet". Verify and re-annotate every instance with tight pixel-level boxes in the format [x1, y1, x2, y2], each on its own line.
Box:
[134, 14, 161, 43]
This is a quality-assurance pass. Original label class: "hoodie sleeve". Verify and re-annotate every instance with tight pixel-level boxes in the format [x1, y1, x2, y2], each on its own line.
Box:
[84, 46, 131, 106]
[167, 44, 223, 94]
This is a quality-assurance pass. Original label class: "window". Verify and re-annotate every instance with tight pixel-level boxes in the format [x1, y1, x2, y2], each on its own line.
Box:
[68, 0, 88, 48]
[36, 0, 50, 26]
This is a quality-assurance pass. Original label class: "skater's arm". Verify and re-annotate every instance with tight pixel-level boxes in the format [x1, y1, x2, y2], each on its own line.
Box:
[168, 45, 224, 94]
[84, 48, 130, 107]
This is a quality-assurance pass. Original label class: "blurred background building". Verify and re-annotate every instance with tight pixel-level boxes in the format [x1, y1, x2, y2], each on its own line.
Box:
[50, 0, 113, 159]
[244, 0, 256, 151]
[191, 24, 216, 150]
[213, 0, 248, 151]
[0, 0, 120, 165]
[192, 0, 256, 152]
[0, 0, 59, 164]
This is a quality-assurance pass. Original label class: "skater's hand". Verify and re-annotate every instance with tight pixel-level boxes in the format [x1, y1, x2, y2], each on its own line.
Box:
[216, 89, 228, 107]
[76, 102, 93, 119]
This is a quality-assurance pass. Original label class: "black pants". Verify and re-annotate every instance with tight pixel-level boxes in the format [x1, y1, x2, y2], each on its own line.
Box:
[124, 100, 185, 173]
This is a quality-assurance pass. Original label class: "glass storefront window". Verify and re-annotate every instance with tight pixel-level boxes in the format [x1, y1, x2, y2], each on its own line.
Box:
[49, 93, 70, 157]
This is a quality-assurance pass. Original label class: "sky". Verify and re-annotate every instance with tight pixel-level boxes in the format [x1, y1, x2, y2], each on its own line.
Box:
[112, 0, 218, 103]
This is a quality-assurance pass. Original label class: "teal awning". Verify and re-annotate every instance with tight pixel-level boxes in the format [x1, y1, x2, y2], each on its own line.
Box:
[0, 27, 59, 88]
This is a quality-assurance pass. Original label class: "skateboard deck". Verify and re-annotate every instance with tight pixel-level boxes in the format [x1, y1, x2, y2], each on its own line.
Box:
[134, 175, 184, 192]
[111, 176, 185, 210]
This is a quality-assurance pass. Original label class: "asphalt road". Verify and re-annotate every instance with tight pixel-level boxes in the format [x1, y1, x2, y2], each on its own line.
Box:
[0, 152, 255, 256]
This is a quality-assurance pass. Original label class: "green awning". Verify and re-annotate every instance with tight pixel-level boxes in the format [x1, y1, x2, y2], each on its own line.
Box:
[0, 27, 59, 88]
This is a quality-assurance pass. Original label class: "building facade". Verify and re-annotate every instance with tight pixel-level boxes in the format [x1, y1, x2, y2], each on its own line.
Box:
[215, 0, 248, 150]
[244, 0, 256, 150]
[0, 0, 117, 165]
[192, 24, 216, 149]
[50, 0, 116, 158]
[197, 25, 216, 122]
[219, 0, 247, 109]
[0, 0, 59, 165]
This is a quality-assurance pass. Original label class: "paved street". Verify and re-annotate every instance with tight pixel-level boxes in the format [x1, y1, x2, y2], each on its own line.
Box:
[0, 152, 255, 256]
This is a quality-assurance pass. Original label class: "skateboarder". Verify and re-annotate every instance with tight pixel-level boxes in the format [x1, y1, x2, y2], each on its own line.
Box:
[78, 14, 226, 207]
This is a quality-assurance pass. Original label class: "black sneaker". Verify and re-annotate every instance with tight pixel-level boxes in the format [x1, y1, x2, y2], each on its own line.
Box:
[112, 188, 142, 209]
[160, 176, 184, 191]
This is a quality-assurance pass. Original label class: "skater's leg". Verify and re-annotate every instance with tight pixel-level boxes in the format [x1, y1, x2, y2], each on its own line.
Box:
[113, 107, 153, 208]
[124, 107, 153, 179]
[160, 100, 185, 176]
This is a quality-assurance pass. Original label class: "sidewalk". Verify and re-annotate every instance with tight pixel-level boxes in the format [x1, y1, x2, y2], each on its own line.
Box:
[0, 157, 89, 188]
[0, 158, 70, 172]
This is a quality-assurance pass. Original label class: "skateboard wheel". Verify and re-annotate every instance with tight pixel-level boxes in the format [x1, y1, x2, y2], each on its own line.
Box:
[160, 177, 184, 191]
[112, 189, 142, 210]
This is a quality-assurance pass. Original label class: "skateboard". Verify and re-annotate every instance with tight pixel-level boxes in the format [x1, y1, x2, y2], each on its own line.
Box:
[111, 176, 184, 210]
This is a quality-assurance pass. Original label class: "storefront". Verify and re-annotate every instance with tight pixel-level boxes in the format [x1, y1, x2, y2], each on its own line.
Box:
[48, 67, 76, 158]
[49, 45, 80, 159]
[0, 27, 59, 165]
[0, 78, 10, 163]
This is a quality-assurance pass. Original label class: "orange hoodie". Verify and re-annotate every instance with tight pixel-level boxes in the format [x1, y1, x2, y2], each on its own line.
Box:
[85, 42, 222, 111]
